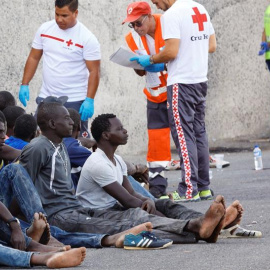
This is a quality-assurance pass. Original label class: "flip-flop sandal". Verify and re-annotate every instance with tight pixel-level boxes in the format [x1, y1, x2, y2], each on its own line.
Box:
[219, 224, 262, 238]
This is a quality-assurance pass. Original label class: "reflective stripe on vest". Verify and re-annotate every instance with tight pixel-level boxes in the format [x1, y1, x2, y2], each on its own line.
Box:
[145, 85, 167, 97]
[125, 14, 167, 103]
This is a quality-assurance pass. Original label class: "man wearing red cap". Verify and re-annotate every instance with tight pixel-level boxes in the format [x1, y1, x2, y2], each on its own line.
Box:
[122, 2, 180, 199]
[130, 0, 217, 202]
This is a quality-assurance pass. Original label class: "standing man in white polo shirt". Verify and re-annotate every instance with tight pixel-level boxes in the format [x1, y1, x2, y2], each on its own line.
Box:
[131, 0, 216, 202]
[19, 0, 100, 138]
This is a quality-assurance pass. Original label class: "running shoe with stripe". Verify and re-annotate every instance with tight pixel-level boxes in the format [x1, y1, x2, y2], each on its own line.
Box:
[123, 231, 173, 250]
[199, 189, 213, 200]
[171, 191, 201, 202]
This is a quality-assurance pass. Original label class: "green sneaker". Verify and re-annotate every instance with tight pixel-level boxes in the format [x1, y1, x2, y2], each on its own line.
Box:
[159, 195, 170, 200]
[171, 191, 201, 202]
[199, 190, 213, 200]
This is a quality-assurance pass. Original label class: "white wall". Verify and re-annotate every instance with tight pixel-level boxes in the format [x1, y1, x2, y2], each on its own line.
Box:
[0, 0, 269, 156]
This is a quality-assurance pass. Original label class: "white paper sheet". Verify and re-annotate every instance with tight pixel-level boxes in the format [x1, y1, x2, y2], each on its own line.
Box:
[109, 46, 144, 70]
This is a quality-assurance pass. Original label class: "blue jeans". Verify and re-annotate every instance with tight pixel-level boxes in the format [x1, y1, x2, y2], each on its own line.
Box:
[20, 220, 105, 248]
[128, 176, 156, 201]
[0, 164, 105, 248]
[0, 244, 32, 268]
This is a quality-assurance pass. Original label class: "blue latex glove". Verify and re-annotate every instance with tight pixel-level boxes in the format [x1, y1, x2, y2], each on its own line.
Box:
[145, 63, 165, 73]
[130, 55, 151, 67]
[19, 85, 30, 107]
[258, 42, 268, 56]
[79, 97, 94, 121]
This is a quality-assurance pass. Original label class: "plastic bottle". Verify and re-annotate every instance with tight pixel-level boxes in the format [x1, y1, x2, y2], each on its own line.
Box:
[253, 145, 263, 170]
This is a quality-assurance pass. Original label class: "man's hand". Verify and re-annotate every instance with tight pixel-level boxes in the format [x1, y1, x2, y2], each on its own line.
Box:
[141, 199, 156, 214]
[145, 63, 165, 73]
[130, 55, 151, 67]
[10, 223, 26, 251]
[258, 42, 268, 56]
[19, 85, 30, 107]
[79, 97, 94, 121]
[132, 164, 149, 184]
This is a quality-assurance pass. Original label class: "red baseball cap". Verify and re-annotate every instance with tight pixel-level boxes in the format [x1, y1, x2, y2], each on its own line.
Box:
[122, 2, 151, 24]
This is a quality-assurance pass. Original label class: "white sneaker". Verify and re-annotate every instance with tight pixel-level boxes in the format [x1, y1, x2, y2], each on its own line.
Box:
[209, 155, 230, 168]
[165, 160, 181, 171]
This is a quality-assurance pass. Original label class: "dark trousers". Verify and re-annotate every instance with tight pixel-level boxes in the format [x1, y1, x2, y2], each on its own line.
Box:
[167, 83, 210, 198]
[49, 199, 202, 244]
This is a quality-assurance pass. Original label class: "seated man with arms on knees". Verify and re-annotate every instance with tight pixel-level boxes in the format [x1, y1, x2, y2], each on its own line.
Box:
[76, 113, 262, 240]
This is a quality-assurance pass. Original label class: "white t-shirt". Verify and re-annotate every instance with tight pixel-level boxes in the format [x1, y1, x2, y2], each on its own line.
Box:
[32, 20, 101, 101]
[76, 148, 128, 210]
[161, 0, 215, 85]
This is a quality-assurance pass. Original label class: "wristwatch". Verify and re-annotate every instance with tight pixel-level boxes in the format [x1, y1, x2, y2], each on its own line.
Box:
[7, 217, 20, 226]
[150, 55, 155, 64]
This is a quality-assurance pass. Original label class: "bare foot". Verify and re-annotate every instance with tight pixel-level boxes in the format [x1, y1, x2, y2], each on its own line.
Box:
[113, 222, 153, 248]
[27, 213, 51, 245]
[199, 195, 226, 239]
[223, 200, 244, 229]
[186, 195, 226, 240]
[47, 235, 65, 247]
[46, 247, 86, 268]
[204, 215, 225, 243]
[27, 238, 71, 253]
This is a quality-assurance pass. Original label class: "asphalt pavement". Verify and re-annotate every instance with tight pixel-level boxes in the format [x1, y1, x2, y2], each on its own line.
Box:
[2, 149, 270, 270]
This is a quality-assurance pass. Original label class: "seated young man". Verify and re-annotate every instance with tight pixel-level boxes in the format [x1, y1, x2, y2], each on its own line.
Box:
[0, 201, 86, 269]
[18, 97, 232, 244]
[5, 114, 37, 150]
[64, 108, 151, 197]
[2, 106, 26, 137]
[76, 114, 262, 240]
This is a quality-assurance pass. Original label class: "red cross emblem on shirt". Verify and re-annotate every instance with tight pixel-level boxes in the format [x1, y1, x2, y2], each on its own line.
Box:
[82, 131, 89, 138]
[192, 7, 207, 31]
[66, 39, 73, 46]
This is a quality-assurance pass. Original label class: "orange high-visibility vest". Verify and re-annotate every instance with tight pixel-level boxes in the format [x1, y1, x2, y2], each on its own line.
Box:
[125, 14, 167, 103]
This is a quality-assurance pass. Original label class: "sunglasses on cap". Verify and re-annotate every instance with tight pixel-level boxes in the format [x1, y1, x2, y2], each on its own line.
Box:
[128, 15, 148, 28]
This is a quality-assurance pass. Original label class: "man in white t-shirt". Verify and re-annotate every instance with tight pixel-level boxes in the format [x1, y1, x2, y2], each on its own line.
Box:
[76, 113, 260, 243]
[19, 0, 101, 138]
[131, 0, 217, 202]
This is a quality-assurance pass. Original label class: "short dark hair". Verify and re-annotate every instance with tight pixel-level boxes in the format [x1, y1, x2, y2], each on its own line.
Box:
[37, 102, 63, 131]
[2, 106, 26, 129]
[67, 108, 80, 132]
[0, 111, 6, 125]
[55, 0, 78, 12]
[91, 114, 116, 142]
[0, 91, 16, 111]
[14, 114, 37, 141]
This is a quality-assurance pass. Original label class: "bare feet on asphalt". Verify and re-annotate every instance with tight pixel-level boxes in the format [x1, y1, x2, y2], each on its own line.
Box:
[223, 200, 244, 229]
[186, 195, 226, 242]
[46, 247, 86, 268]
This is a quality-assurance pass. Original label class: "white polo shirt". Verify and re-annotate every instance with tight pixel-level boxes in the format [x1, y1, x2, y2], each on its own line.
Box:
[161, 0, 215, 85]
[33, 20, 101, 101]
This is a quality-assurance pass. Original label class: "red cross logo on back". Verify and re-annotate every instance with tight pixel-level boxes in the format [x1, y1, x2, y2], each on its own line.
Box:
[192, 7, 207, 31]
[66, 39, 73, 46]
